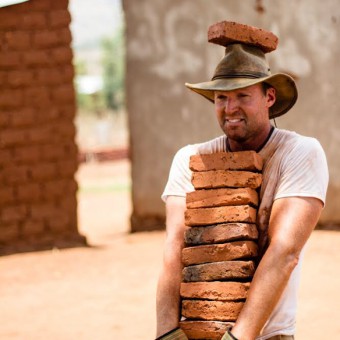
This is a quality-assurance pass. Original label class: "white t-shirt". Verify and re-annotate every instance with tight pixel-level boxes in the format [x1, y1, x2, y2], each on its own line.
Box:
[162, 128, 329, 339]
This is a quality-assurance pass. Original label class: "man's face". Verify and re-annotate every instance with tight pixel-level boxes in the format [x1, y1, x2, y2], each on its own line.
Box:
[214, 83, 276, 151]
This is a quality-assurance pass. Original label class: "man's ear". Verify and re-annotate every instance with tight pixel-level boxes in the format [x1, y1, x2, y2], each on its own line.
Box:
[266, 87, 276, 108]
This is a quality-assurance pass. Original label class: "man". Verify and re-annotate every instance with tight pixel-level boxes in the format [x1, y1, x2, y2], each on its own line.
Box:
[156, 35, 329, 339]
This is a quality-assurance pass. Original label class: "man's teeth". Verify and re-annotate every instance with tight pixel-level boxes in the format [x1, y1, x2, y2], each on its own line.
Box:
[227, 119, 242, 122]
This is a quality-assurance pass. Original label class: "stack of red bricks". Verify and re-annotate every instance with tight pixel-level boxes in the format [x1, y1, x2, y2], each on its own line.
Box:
[179, 151, 263, 339]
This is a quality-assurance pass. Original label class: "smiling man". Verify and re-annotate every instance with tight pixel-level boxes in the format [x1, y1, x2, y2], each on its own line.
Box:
[156, 25, 328, 340]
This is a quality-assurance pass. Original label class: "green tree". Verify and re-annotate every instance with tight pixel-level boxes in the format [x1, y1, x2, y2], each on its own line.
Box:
[101, 26, 125, 111]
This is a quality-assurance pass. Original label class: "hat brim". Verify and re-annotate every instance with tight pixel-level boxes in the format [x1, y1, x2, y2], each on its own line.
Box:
[185, 73, 297, 119]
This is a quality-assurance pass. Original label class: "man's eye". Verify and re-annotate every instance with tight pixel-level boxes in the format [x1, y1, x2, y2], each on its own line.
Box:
[216, 95, 226, 100]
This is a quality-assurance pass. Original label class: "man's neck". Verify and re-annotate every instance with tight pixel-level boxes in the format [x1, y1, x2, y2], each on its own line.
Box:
[227, 125, 275, 152]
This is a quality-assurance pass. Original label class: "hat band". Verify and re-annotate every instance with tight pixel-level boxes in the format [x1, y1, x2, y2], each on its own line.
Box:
[212, 72, 269, 80]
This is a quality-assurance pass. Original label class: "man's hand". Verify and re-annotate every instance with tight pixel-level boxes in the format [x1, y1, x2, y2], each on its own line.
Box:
[156, 327, 188, 340]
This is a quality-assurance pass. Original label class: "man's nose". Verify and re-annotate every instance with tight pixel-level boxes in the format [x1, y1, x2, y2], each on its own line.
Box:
[224, 97, 239, 113]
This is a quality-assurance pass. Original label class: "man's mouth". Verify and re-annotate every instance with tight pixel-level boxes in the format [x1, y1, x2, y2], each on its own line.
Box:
[227, 118, 243, 123]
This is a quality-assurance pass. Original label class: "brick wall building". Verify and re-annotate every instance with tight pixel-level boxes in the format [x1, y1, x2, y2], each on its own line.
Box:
[0, 0, 85, 254]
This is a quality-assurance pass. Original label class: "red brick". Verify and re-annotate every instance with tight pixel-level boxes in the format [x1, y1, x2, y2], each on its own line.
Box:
[30, 162, 57, 181]
[181, 282, 250, 301]
[180, 320, 233, 340]
[50, 0, 69, 10]
[42, 179, 78, 198]
[50, 46, 73, 64]
[56, 28, 72, 45]
[35, 66, 74, 85]
[35, 68, 61, 85]
[13, 145, 41, 163]
[57, 159, 78, 177]
[60, 65, 75, 81]
[2, 165, 30, 184]
[10, 108, 36, 127]
[0, 89, 24, 108]
[23, 50, 50, 66]
[4, 31, 31, 50]
[0, 14, 17, 29]
[0, 52, 21, 69]
[185, 205, 257, 226]
[182, 260, 255, 282]
[0, 111, 10, 128]
[1, 204, 28, 223]
[47, 214, 72, 232]
[22, 12, 47, 29]
[33, 30, 61, 48]
[0, 223, 20, 242]
[185, 223, 258, 246]
[27, 125, 54, 144]
[7, 70, 35, 87]
[0, 187, 16, 205]
[24, 86, 51, 107]
[16, 0, 51, 11]
[192, 170, 262, 190]
[182, 240, 258, 266]
[40, 107, 60, 122]
[0, 71, 7, 85]
[0, 148, 13, 167]
[30, 202, 60, 220]
[58, 196, 77, 213]
[182, 300, 244, 321]
[40, 143, 77, 161]
[41, 144, 65, 161]
[16, 183, 41, 202]
[21, 219, 45, 236]
[33, 28, 72, 48]
[208, 21, 278, 53]
[51, 84, 75, 104]
[49, 9, 71, 28]
[0, 128, 28, 147]
[190, 151, 263, 172]
[62, 142, 78, 157]
[54, 120, 76, 138]
[59, 103, 76, 118]
[186, 187, 258, 209]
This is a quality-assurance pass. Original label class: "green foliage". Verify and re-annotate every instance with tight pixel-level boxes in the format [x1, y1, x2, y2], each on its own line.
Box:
[101, 26, 125, 111]
[74, 26, 125, 114]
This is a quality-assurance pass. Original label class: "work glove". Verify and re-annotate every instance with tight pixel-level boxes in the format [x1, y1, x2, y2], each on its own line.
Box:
[221, 329, 239, 340]
[155, 327, 188, 340]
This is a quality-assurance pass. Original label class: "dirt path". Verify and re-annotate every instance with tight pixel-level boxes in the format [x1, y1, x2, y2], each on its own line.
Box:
[1, 160, 339, 339]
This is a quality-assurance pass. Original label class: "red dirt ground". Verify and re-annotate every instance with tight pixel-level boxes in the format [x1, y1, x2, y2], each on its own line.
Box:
[1, 159, 339, 339]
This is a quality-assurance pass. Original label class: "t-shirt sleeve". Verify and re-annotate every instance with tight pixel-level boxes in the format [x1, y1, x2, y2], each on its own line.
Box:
[161, 145, 195, 202]
[274, 137, 329, 205]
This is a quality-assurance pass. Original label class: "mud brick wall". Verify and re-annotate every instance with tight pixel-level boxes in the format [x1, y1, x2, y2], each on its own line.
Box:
[0, 0, 85, 253]
[180, 151, 262, 339]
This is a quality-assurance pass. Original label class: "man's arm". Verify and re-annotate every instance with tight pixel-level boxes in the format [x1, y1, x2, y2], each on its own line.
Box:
[230, 196, 323, 340]
[156, 196, 187, 337]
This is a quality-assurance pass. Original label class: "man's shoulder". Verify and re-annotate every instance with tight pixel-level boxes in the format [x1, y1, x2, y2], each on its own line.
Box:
[273, 128, 322, 150]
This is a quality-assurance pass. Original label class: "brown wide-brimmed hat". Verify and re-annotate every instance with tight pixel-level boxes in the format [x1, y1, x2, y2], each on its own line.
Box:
[185, 43, 298, 119]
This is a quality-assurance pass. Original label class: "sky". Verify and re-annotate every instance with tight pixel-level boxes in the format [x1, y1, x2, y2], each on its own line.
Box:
[69, 0, 123, 50]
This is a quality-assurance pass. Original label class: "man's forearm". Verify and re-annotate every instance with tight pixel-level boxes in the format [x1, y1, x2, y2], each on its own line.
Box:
[156, 263, 182, 337]
[230, 197, 322, 340]
[231, 244, 298, 340]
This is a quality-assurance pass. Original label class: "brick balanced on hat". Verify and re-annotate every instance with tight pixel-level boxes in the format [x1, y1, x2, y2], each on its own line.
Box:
[179, 151, 263, 340]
